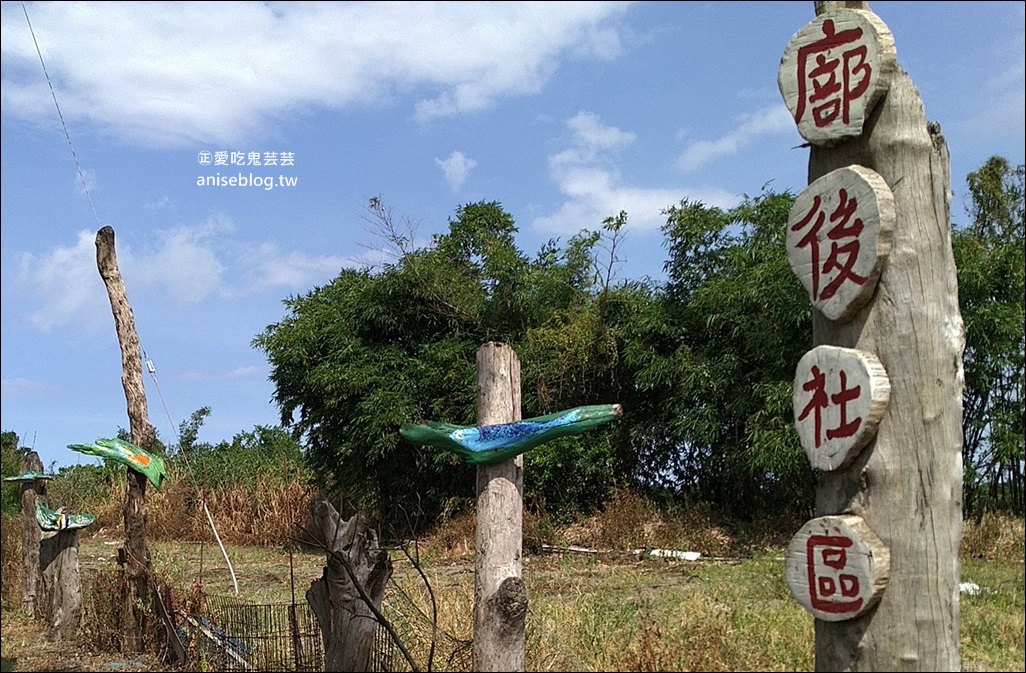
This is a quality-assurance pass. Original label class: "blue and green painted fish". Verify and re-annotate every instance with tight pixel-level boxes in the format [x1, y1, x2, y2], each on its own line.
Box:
[400, 403, 623, 465]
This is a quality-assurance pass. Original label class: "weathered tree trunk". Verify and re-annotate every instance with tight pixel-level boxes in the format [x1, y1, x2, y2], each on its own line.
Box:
[473, 342, 527, 672]
[95, 225, 157, 653]
[39, 528, 83, 640]
[306, 498, 392, 672]
[19, 451, 45, 618]
[807, 3, 964, 671]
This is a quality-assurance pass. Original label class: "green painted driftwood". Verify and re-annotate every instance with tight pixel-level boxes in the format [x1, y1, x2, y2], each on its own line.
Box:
[401, 403, 623, 465]
[35, 500, 95, 531]
[3, 471, 54, 482]
[67, 438, 169, 490]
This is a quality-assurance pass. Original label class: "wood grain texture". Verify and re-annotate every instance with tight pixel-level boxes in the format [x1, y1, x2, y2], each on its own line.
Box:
[785, 515, 889, 622]
[473, 342, 526, 672]
[787, 165, 895, 322]
[779, 8, 895, 146]
[793, 345, 890, 471]
[95, 225, 156, 653]
[805, 41, 965, 673]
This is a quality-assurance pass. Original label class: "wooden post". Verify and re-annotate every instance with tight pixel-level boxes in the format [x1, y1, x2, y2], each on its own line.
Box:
[473, 342, 527, 672]
[780, 2, 964, 670]
[39, 528, 83, 640]
[306, 498, 392, 672]
[19, 451, 46, 617]
[95, 225, 157, 653]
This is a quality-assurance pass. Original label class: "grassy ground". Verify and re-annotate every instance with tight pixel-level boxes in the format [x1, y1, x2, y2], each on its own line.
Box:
[2, 507, 1023, 671]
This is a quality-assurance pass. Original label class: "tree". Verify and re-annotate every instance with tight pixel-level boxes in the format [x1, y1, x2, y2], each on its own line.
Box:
[257, 190, 825, 528]
[622, 189, 815, 517]
[255, 200, 619, 532]
[953, 156, 1025, 516]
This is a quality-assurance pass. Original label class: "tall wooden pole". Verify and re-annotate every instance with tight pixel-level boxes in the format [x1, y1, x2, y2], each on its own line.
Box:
[19, 450, 45, 617]
[473, 342, 527, 672]
[96, 225, 156, 653]
[788, 2, 964, 670]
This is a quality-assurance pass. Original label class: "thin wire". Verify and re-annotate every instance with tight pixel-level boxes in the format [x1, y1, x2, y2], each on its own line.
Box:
[22, 0, 240, 596]
[145, 353, 240, 595]
[22, 3, 102, 230]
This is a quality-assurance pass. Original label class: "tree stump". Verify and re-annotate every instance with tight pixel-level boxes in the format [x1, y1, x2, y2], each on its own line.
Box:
[306, 498, 392, 672]
[39, 528, 83, 640]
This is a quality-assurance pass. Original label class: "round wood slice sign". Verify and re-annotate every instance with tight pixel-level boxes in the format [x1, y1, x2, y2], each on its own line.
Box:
[785, 515, 889, 622]
[787, 165, 894, 322]
[778, 8, 895, 145]
[793, 345, 890, 472]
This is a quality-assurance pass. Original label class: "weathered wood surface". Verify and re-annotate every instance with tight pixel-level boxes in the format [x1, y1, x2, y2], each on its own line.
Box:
[779, 8, 896, 145]
[20, 451, 46, 617]
[786, 165, 895, 322]
[39, 528, 83, 640]
[95, 225, 157, 653]
[473, 342, 527, 672]
[785, 515, 889, 622]
[802, 3, 965, 670]
[306, 498, 392, 672]
[793, 345, 890, 471]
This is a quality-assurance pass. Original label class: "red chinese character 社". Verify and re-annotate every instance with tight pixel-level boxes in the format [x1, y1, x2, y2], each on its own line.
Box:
[797, 365, 864, 448]
[807, 535, 863, 614]
[791, 188, 868, 302]
[794, 18, 872, 129]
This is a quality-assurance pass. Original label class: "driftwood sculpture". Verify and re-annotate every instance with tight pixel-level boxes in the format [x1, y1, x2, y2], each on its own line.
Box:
[306, 498, 394, 672]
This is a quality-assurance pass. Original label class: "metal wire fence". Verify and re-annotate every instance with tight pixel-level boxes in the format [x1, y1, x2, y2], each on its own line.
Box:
[184, 581, 472, 672]
[188, 594, 323, 672]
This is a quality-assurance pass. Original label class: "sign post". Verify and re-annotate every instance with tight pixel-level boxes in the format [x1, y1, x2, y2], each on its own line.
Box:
[779, 3, 964, 670]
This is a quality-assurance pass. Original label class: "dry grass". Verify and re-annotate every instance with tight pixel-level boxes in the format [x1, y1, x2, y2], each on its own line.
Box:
[1, 515, 21, 611]
[962, 511, 1026, 562]
[2, 492, 1023, 672]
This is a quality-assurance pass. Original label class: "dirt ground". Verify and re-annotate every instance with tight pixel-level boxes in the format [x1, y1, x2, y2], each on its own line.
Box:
[0, 614, 165, 672]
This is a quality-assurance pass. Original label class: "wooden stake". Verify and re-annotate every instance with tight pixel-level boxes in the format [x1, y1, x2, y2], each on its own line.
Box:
[473, 342, 527, 672]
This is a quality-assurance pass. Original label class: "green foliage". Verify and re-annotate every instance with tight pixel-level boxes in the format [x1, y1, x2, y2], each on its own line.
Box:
[1, 432, 27, 516]
[256, 194, 814, 527]
[623, 190, 814, 517]
[254, 157, 1021, 527]
[255, 200, 630, 532]
[524, 435, 616, 522]
[171, 423, 310, 490]
[47, 459, 123, 517]
[954, 157, 1025, 516]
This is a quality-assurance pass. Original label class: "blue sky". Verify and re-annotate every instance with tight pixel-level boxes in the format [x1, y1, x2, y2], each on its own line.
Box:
[2, 1, 1023, 470]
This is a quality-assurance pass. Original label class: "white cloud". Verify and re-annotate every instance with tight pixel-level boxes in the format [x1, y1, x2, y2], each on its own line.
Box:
[952, 42, 1025, 149]
[17, 230, 108, 332]
[228, 243, 354, 298]
[178, 365, 266, 382]
[143, 195, 174, 210]
[135, 216, 230, 303]
[436, 151, 477, 191]
[533, 111, 738, 234]
[677, 104, 795, 172]
[1, 2, 632, 147]
[1, 377, 54, 401]
[14, 215, 363, 331]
